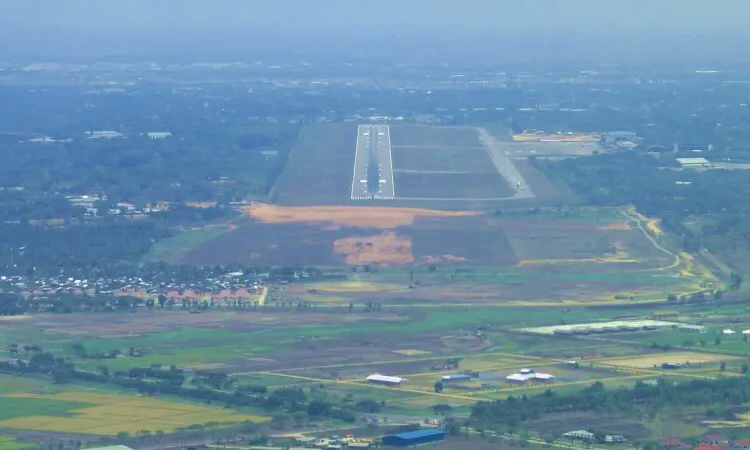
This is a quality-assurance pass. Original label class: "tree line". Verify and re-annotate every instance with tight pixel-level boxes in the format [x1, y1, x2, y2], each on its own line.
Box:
[470, 377, 750, 432]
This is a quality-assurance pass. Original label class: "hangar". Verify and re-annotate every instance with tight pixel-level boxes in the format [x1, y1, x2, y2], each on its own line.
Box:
[381, 429, 445, 447]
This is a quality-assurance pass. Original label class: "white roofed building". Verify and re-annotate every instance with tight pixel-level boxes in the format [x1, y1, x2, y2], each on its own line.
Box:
[366, 374, 402, 386]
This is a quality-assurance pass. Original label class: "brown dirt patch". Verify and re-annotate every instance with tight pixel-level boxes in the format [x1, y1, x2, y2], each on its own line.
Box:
[241, 203, 480, 229]
[333, 232, 414, 265]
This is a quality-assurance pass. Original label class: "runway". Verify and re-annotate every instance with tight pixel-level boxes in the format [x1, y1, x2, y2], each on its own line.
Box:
[350, 124, 394, 200]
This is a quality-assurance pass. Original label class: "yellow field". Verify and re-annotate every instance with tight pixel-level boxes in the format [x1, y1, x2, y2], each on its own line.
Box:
[600, 352, 739, 369]
[0, 392, 269, 435]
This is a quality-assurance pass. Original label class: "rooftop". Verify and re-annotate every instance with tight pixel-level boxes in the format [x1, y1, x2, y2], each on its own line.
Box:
[390, 429, 445, 440]
[677, 157, 710, 165]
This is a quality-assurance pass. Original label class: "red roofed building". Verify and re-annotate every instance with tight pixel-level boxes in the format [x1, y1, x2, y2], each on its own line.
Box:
[695, 444, 724, 450]
[701, 436, 727, 445]
[661, 438, 692, 450]
[730, 439, 750, 450]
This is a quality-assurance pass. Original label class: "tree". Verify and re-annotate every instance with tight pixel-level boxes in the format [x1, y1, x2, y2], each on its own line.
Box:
[433, 403, 454, 415]
[271, 413, 290, 429]
[741, 363, 748, 374]
[721, 362, 727, 371]
[434, 381, 444, 393]
[543, 433, 557, 447]
[116, 432, 130, 442]
[292, 411, 308, 427]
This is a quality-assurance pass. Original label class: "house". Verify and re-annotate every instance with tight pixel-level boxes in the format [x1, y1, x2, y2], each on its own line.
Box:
[381, 429, 445, 447]
[695, 445, 724, 450]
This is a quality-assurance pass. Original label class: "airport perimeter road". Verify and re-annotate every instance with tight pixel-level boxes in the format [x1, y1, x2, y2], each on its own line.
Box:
[351, 125, 373, 200]
[350, 124, 395, 200]
[372, 125, 395, 199]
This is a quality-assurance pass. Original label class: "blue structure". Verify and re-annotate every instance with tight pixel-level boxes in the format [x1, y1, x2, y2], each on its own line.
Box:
[382, 429, 446, 447]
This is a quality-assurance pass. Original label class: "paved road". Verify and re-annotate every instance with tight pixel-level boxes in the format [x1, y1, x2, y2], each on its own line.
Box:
[350, 125, 394, 200]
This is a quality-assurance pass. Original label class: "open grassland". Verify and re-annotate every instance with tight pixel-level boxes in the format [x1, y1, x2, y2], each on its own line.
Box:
[0, 392, 268, 436]
[272, 123, 357, 206]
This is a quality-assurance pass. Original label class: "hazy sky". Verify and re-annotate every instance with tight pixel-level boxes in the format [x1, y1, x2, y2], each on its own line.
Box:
[1, 0, 747, 61]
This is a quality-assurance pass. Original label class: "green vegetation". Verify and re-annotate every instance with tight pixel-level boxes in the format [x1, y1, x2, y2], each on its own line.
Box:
[0, 435, 34, 450]
[144, 224, 237, 263]
[0, 397, 92, 421]
[535, 152, 750, 275]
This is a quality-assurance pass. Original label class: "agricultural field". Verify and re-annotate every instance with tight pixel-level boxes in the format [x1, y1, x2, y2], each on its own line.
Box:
[0, 435, 33, 450]
[0, 298, 746, 443]
[0, 391, 268, 436]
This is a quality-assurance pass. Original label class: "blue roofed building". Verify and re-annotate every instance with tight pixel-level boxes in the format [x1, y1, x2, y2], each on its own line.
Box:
[381, 428, 446, 447]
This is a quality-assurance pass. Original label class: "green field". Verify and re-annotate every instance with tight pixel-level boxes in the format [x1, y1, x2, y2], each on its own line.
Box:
[0, 436, 34, 450]
[0, 397, 93, 421]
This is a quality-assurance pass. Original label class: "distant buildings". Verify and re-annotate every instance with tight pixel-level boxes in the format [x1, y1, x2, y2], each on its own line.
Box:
[674, 143, 714, 152]
[678, 324, 707, 333]
[86, 130, 122, 139]
[147, 132, 172, 139]
[600, 131, 642, 148]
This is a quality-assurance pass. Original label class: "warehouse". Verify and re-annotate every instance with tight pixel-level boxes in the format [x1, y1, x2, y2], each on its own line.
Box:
[505, 373, 530, 384]
[381, 429, 445, 447]
[441, 374, 471, 383]
[366, 374, 402, 386]
[676, 157, 711, 169]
